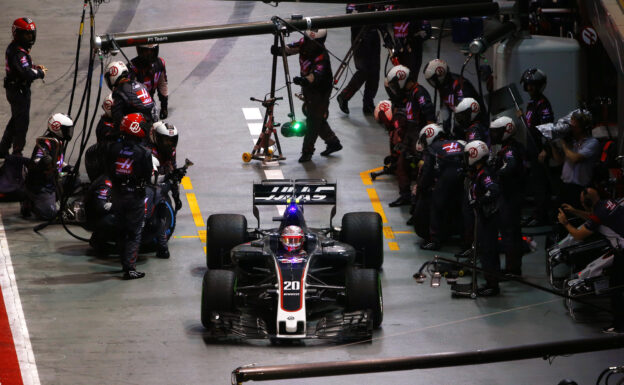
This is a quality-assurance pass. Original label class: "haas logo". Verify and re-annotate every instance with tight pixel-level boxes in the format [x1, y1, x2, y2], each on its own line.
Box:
[425, 127, 435, 137]
[435, 66, 445, 76]
[469, 147, 478, 158]
[103, 99, 113, 111]
[396, 70, 407, 81]
[471, 102, 479, 113]
[49, 120, 61, 131]
[505, 122, 514, 133]
[109, 66, 119, 76]
[129, 121, 141, 134]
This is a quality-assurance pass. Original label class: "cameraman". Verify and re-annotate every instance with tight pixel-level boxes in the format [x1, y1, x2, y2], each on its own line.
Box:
[551, 110, 600, 209]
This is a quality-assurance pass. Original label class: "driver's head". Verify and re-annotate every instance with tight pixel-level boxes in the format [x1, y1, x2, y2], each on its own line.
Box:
[280, 225, 304, 252]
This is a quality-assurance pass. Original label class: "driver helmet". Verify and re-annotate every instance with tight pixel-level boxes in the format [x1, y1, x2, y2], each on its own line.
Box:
[105, 61, 129, 90]
[136, 44, 159, 64]
[280, 225, 304, 252]
[423, 58, 449, 89]
[385, 65, 411, 97]
[454, 97, 480, 126]
[489, 116, 516, 143]
[47, 113, 74, 140]
[12, 17, 36, 49]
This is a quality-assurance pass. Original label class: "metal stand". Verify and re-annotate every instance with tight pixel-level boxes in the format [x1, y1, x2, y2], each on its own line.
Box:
[242, 21, 296, 163]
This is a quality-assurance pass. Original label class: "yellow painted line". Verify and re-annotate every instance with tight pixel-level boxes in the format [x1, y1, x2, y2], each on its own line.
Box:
[394, 231, 415, 235]
[360, 167, 384, 186]
[186, 192, 206, 228]
[174, 235, 201, 239]
[388, 242, 400, 251]
[366, 188, 388, 224]
[383, 226, 395, 239]
[198, 230, 206, 244]
[181, 176, 193, 190]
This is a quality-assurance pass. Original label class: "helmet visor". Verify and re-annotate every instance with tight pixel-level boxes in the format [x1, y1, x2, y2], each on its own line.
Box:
[281, 235, 303, 250]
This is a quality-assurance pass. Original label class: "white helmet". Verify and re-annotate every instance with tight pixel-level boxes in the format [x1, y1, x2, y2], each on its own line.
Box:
[47, 113, 74, 140]
[385, 65, 410, 96]
[490, 116, 516, 143]
[150, 121, 178, 159]
[464, 140, 489, 166]
[418, 123, 444, 147]
[104, 61, 129, 90]
[150, 155, 163, 185]
[455, 97, 480, 122]
[304, 29, 327, 43]
[423, 58, 449, 88]
[101, 93, 113, 118]
[374, 100, 392, 123]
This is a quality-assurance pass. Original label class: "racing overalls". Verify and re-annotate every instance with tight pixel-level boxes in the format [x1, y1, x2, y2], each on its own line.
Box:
[85, 174, 115, 251]
[128, 56, 168, 118]
[1, 41, 45, 156]
[438, 74, 485, 133]
[111, 78, 156, 130]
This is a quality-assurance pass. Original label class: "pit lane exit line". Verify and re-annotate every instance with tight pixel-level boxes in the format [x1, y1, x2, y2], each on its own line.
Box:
[181, 176, 207, 255]
[0, 213, 40, 385]
[360, 167, 399, 251]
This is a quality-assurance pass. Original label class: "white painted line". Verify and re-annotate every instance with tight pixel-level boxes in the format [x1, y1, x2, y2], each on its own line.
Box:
[242, 108, 263, 121]
[0, 214, 40, 385]
[263, 169, 284, 180]
[247, 122, 263, 136]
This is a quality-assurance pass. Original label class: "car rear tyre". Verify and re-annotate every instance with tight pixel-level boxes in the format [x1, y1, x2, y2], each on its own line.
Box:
[206, 214, 247, 268]
[201, 269, 236, 328]
[345, 268, 383, 329]
[341, 212, 383, 269]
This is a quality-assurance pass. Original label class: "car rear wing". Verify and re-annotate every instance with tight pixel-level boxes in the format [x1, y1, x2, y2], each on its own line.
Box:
[252, 179, 337, 228]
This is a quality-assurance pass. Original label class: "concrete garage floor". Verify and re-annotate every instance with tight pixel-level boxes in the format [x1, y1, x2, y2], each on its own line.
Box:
[0, 1, 621, 384]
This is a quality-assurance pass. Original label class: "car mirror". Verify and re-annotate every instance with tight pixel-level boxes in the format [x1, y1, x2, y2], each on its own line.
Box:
[321, 240, 335, 247]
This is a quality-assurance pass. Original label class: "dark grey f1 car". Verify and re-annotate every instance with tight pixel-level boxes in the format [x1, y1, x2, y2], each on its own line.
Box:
[201, 179, 383, 341]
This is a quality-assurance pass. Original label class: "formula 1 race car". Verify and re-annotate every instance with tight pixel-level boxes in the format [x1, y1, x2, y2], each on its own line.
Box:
[200, 179, 383, 341]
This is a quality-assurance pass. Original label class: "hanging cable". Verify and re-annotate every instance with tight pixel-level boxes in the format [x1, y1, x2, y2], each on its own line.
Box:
[68, 0, 89, 118]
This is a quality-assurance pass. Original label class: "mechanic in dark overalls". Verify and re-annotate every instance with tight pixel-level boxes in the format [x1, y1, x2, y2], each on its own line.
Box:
[417, 124, 465, 251]
[422, 58, 485, 133]
[21, 113, 73, 219]
[520, 67, 555, 226]
[384, 64, 435, 207]
[490, 116, 527, 276]
[85, 93, 116, 182]
[453, 97, 489, 145]
[278, 29, 342, 163]
[107, 113, 153, 280]
[105, 61, 156, 130]
[465, 140, 501, 297]
[128, 44, 169, 120]
[85, 174, 115, 256]
[336, 3, 381, 115]
[1, 17, 46, 157]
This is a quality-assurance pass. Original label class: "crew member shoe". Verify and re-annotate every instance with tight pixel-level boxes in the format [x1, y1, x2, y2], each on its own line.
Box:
[337, 93, 349, 114]
[124, 270, 146, 280]
[602, 325, 624, 334]
[320, 142, 343, 156]
[477, 285, 500, 297]
[388, 195, 410, 207]
[298, 152, 313, 163]
[420, 241, 440, 251]
[157, 248, 170, 259]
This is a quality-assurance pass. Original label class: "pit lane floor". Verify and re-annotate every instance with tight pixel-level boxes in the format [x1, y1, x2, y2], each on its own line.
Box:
[0, 1, 621, 384]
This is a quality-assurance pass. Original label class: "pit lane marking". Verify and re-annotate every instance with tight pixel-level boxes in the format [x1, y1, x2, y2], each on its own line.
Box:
[0, 213, 40, 385]
[360, 167, 400, 250]
[181, 176, 207, 255]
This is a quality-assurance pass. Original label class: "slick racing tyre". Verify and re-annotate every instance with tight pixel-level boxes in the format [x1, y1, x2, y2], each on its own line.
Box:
[201, 269, 236, 328]
[341, 212, 383, 269]
[345, 267, 383, 329]
[206, 214, 247, 268]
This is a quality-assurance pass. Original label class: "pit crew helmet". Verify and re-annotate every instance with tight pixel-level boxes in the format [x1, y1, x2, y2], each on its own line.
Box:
[454, 97, 480, 126]
[374, 100, 393, 123]
[423, 58, 449, 89]
[304, 29, 327, 44]
[105, 61, 129, 90]
[489, 116, 516, 143]
[150, 121, 178, 159]
[119, 113, 149, 140]
[137, 44, 159, 64]
[150, 155, 165, 184]
[418, 123, 444, 147]
[101, 93, 114, 118]
[47, 113, 74, 140]
[280, 225, 304, 252]
[385, 65, 411, 96]
[520, 68, 547, 93]
[464, 140, 489, 166]
[12, 17, 36, 49]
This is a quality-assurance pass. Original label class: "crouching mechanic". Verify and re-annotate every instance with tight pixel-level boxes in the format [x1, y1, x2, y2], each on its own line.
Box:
[274, 29, 342, 162]
[85, 174, 115, 256]
[558, 188, 624, 334]
[21, 113, 73, 219]
[107, 113, 153, 280]
[465, 140, 501, 296]
[149, 121, 182, 213]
